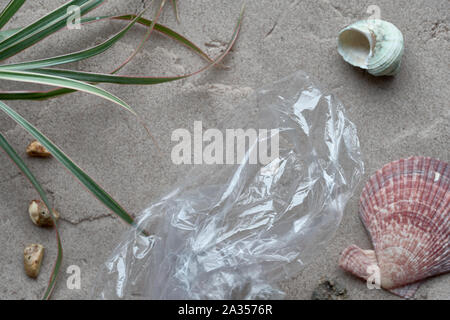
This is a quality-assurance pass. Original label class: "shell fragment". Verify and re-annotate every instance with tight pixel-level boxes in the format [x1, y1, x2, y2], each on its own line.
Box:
[24, 244, 45, 278]
[26, 140, 51, 157]
[29, 200, 59, 227]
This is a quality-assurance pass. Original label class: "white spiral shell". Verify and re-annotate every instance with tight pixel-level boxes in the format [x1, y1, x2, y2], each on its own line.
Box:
[338, 19, 404, 76]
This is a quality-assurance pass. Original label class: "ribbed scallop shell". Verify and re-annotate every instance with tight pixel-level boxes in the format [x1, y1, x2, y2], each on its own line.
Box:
[340, 157, 449, 298]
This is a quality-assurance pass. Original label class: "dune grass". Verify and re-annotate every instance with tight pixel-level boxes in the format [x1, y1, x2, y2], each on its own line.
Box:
[0, 0, 244, 299]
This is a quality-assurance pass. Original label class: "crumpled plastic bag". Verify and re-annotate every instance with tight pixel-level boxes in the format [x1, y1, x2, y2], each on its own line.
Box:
[93, 71, 364, 299]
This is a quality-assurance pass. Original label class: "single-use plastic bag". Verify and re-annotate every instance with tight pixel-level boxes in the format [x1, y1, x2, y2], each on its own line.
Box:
[93, 71, 364, 299]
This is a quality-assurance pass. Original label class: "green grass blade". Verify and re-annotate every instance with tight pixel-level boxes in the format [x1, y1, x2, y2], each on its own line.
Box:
[0, 27, 21, 41]
[0, 0, 104, 61]
[0, 0, 90, 49]
[0, 0, 26, 30]
[0, 100, 135, 226]
[0, 6, 243, 99]
[0, 87, 75, 100]
[0, 13, 213, 69]
[0, 12, 216, 100]
[0, 10, 147, 71]
[27, 68, 188, 84]
[111, 14, 213, 63]
[0, 132, 63, 300]
[171, 0, 179, 22]
[30, 3, 244, 84]
[42, 234, 63, 300]
[0, 70, 136, 115]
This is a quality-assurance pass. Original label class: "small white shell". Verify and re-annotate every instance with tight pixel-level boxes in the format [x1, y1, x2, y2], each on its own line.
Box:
[338, 19, 404, 76]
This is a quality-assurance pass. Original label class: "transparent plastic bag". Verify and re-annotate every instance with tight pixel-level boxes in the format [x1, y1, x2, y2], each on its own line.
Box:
[93, 71, 364, 299]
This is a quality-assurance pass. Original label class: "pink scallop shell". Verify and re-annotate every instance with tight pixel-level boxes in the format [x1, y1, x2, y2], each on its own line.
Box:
[339, 156, 449, 299]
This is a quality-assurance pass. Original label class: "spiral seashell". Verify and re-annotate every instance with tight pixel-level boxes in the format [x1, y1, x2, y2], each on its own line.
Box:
[338, 19, 404, 76]
[339, 156, 449, 298]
